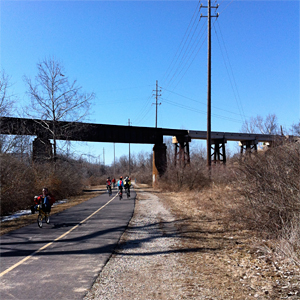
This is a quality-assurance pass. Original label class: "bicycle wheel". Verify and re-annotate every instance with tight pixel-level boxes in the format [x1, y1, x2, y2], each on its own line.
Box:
[37, 214, 43, 228]
[45, 214, 50, 224]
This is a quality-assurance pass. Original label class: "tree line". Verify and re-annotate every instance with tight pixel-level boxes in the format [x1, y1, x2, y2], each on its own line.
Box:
[1, 57, 299, 220]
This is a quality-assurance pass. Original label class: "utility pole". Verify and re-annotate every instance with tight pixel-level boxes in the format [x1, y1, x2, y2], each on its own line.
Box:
[114, 142, 115, 179]
[103, 147, 105, 165]
[128, 119, 132, 176]
[153, 80, 161, 128]
[200, 1, 219, 170]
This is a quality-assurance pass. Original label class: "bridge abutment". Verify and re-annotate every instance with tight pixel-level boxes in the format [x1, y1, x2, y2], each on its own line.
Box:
[32, 137, 53, 162]
[152, 143, 167, 185]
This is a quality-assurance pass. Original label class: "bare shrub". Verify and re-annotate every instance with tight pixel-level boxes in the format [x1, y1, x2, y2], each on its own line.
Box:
[158, 157, 210, 192]
[131, 170, 152, 185]
[233, 141, 300, 236]
[276, 218, 300, 266]
[1, 155, 86, 216]
[33, 160, 84, 199]
[0, 154, 35, 215]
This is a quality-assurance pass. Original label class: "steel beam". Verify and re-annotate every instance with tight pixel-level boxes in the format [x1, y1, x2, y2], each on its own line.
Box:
[1, 117, 188, 144]
[188, 130, 292, 143]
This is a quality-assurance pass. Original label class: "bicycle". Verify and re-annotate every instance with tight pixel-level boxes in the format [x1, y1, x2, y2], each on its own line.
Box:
[107, 185, 112, 196]
[118, 188, 123, 200]
[36, 204, 50, 228]
[125, 187, 130, 198]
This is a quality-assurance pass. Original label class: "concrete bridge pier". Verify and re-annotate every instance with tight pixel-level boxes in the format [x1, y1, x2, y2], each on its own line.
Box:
[211, 138, 227, 164]
[32, 137, 53, 162]
[152, 143, 167, 185]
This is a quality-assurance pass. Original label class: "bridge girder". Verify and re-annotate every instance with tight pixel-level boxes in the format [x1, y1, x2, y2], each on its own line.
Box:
[0, 117, 188, 144]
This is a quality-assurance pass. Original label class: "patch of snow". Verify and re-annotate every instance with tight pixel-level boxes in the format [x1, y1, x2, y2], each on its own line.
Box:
[0, 200, 67, 223]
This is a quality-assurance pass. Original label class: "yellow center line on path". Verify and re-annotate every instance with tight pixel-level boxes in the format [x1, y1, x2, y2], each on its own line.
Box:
[0, 194, 118, 278]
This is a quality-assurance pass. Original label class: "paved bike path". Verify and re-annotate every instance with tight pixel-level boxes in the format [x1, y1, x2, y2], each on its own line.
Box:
[0, 189, 136, 300]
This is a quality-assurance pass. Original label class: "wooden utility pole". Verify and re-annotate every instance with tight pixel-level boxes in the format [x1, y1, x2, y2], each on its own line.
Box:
[207, 0, 212, 168]
[201, 1, 219, 169]
[103, 147, 105, 165]
[128, 119, 131, 176]
[155, 80, 161, 128]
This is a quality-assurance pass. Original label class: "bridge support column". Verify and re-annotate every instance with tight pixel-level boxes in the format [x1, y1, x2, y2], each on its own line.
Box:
[32, 137, 53, 162]
[211, 138, 227, 164]
[152, 143, 167, 185]
[172, 136, 191, 166]
[240, 140, 258, 155]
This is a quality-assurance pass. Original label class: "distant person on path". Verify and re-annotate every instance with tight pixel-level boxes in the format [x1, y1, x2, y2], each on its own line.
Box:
[106, 177, 112, 195]
[117, 176, 124, 197]
[124, 176, 130, 194]
[112, 178, 116, 188]
[106, 177, 111, 188]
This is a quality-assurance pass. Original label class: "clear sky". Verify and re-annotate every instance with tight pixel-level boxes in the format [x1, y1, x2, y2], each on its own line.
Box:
[1, 0, 299, 166]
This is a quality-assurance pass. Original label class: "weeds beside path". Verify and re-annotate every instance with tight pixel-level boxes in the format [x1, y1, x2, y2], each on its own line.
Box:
[156, 184, 300, 299]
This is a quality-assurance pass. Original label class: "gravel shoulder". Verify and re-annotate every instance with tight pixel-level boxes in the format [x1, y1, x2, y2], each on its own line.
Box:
[84, 191, 186, 300]
[84, 186, 300, 300]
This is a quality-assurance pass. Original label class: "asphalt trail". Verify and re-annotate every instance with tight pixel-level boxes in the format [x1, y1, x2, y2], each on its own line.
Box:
[0, 188, 135, 300]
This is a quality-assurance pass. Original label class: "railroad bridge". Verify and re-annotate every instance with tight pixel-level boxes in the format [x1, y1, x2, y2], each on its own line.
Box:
[0, 117, 293, 182]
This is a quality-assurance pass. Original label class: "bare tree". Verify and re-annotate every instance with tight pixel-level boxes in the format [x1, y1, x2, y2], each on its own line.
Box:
[0, 70, 28, 154]
[0, 70, 16, 117]
[241, 113, 279, 135]
[24, 57, 95, 160]
[291, 121, 300, 136]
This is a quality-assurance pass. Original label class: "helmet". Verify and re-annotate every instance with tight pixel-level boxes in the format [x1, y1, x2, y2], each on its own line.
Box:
[120, 176, 123, 179]
[108, 177, 110, 180]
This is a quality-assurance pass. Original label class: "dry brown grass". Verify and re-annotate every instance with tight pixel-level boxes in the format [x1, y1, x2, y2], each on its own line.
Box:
[0, 186, 106, 236]
[156, 183, 300, 299]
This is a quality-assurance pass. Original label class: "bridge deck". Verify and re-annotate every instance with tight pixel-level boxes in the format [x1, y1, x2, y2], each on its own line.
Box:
[0, 117, 187, 144]
[188, 130, 284, 142]
[0, 117, 292, 144]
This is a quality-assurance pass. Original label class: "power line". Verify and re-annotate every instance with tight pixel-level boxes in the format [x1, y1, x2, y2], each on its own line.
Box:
[218, 0, 234, 14]
[97, 84, 153, 93]
[160, 1, 201, 85]
[132, 94, 154, 125]
[164, 22, 207, 91]
[214, 19, 246, 122]
[161, 87, 250, 119]
[163, 32, 207, 95]
[161, 97, 243, 124]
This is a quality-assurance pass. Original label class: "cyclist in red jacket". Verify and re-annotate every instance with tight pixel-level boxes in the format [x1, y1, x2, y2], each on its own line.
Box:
[112, 178, 116, 188]
[31, 187, 55, 214]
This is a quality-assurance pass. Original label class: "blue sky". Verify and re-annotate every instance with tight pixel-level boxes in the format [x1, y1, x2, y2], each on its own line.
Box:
[1, 0, 299, 165]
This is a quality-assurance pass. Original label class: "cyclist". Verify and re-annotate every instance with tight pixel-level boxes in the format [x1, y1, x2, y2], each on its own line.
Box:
[31, 187, 54, 214]
[124, 176, 130, 195]
[106, 177, 112, 194]
[117, 176, 124, 199]
[112, 178, 116, 188]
